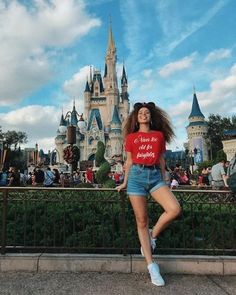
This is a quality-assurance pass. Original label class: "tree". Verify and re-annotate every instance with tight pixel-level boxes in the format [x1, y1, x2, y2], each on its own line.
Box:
[206, 114, 236, 160]
[95, 141, 116, 188]
[3, 130, 27, 150]
[215, 150, 227, 163]
[0, 126, 28, 170]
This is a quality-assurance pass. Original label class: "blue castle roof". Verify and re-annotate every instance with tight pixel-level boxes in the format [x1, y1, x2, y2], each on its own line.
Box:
[87, 109, 103, 131]
[189, 92, 204, 118]
[111, 106, 122, 126]
[71, 104, 78, 126]
[59, 114, 67, 126]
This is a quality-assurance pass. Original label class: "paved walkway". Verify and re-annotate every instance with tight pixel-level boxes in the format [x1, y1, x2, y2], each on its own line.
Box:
[0, 272, 235, 295]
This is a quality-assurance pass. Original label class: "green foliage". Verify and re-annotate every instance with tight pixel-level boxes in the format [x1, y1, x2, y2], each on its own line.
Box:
[197, 160, 214, 172]
[95, 141, 106, 166]
[1, 190, 235, 255]
[215, 150, 227, 163]
[206, 114, 236, 159]
[0, 126, 28, 171]
[95, 141, 116, 188]
[3, 130, 27, 150]
[75, 182, 94, 188]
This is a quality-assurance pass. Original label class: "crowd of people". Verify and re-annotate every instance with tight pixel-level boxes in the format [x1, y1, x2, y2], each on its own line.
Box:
[0, 164, 125, 188]
[165, 159, 231, 190]
[0, 159, 232, 189]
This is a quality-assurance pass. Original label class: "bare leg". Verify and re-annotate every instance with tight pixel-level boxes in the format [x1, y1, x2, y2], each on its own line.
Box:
[129, 196, 153, 265]
[150, 186, 181, 238]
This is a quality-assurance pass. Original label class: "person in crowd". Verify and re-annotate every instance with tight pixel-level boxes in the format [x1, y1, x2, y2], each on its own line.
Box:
[59, 171, 65, 187]
[85, 165, 94, 184]
[211, 159, 228, 189]
[31, 169, 37, 186]
[27, 172, 33, 185]
[43, 167, 55, 187]
[8, 167, 20, 186]
[207, 167, 213, 187]
[81, 172, 85, 183]
[73, 170, 81, 185]
[34, 166, 45, 185]
[164, 165, 171, 187]
[116, 102, 181, 287]
[114, 171, 121, 185]
[178, 169, 189, 185]
[119, 171, 124, 183]
[169, 165, 180, 184]
[201, 166, 209, 187]
[0, 168, 8, 186]
[52, 168, 60, 185]
[170, 177, 179, 189]
[197, 173, 203, 188]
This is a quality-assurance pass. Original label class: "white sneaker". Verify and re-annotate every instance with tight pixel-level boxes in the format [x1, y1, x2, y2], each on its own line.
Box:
[148, 262, 165, 287]
[140, 229, 156, 256]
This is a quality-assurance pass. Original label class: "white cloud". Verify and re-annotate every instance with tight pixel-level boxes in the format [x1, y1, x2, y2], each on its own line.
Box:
[142, 69, 153, 78]
[154, 0, 230, 55]
[0, 105, 60, 150]
[204, 48, 232, 63]
[168, 63, 236, 119]
[63, 65, 90, 101]
[35, 137, 56, 153]
[159, 55, 194, 78]
[0, 0, 101, 105]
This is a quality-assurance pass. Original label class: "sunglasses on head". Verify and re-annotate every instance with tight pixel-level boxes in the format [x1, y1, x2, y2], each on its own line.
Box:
[133, 102, 156, 109]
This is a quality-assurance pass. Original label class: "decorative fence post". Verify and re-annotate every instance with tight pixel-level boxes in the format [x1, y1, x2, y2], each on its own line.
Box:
[1, 188, 8, 255]
[120, 190, 127, 255]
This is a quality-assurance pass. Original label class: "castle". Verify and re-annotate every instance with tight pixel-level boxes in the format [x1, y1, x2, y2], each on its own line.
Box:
[185, 89, 210, 163]
[55, 25, 130, 165]
[54, 25, 212, 168]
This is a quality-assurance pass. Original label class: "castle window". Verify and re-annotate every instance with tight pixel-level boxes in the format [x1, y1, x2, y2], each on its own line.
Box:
[88, 136, 94, 145]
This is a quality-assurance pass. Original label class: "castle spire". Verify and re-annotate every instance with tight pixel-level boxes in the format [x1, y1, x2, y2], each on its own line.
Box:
[121, 63, 127, 85]
[104, 17, 118, 95]
[84, 79, 90, 92]
[107, 16, 115, 53]
[189, 90, 204, 118]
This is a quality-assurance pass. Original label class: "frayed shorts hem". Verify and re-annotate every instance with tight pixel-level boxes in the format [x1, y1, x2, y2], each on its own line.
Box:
[149, 182, 167, 193]
[127, 192, 146, 197]
[127, 182, 167, 197]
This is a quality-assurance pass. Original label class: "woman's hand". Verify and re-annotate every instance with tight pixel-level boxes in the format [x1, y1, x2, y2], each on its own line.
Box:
[116, 182, 127, 192]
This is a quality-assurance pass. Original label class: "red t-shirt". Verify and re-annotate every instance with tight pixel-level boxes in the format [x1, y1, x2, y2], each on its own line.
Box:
[86, 168, 94, 183]
[125, 131, 166, 165]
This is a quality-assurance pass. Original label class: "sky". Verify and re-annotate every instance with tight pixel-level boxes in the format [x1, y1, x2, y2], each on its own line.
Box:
[0, 0, 236, 153]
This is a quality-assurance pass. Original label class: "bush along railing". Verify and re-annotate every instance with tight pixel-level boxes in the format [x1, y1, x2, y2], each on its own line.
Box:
[0, 187, 235, 255]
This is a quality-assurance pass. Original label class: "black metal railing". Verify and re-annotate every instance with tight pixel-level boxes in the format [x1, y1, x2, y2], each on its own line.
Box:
[0, 187, 235, 255]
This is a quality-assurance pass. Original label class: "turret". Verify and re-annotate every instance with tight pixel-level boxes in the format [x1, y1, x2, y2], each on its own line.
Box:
[84, 78, 91, 121]
[71, 100, 78, 126]
[186, 88, 209, 163]
[104, 21, 118, 95]
[110, 105, 122, 133]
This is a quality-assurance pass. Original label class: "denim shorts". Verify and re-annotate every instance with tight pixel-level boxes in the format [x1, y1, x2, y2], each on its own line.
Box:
[127, 165, 167, 197]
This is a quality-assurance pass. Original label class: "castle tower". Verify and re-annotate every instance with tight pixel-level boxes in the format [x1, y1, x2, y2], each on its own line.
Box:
[186, 89, 209, 163]
[109, 105, 122, 158]
[55, 24, 130, 164]
[103, 22, 119, 124]
[119, 64, 129, 124]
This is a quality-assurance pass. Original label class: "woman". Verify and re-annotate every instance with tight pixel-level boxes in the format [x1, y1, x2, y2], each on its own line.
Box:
[201, 167, 209, 187]
[117, 102, 181, 287]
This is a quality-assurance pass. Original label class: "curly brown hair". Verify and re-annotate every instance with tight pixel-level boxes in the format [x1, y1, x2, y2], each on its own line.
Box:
[123, 102, 175, 143]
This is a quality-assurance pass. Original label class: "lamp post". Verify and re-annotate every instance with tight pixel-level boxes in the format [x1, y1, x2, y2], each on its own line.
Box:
[189, 150, 194, 173]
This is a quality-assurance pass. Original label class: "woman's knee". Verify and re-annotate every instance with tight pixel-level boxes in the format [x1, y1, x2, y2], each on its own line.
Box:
[135, 216, 148, 229]
[169, 204, 181, 219]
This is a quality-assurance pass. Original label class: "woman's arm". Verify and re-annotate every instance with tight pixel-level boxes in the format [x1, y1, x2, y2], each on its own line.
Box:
[159, 154, 166, 180]
[116, 152, 132, 191]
